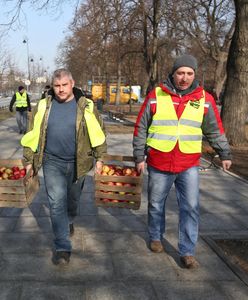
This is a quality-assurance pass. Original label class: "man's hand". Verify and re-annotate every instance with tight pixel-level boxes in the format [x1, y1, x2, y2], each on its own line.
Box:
[95, 160, 103, 174]
[136, 161, 145, 174]
[222, 160, 232, 171]
[25, 164, 34, 178]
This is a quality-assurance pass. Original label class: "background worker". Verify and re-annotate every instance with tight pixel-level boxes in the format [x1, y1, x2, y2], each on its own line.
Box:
[41, 85, 51, 99]
[9, 85, 32, 134]
[133, 54, 232, 269]
[21, 69, 107, 266]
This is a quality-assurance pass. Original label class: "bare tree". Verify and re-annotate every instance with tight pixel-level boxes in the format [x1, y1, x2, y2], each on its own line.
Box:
[169, 0, 235, 99]
[221, 0, 248, 146]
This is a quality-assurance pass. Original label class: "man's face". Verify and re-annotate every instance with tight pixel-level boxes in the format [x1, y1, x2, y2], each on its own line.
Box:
[53, 75, 75, 102]
[173, 67, 195, 90]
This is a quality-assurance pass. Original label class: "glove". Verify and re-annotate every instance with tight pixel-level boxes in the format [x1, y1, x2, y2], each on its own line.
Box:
[9, 108, 13, 113]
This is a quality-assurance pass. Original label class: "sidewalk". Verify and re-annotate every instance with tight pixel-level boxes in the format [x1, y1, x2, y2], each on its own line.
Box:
[0, 117, 248, 299]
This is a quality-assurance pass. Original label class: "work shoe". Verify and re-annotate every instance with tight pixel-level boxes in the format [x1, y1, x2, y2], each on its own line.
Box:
[69, 223, 75, 236]
[180, 256, 199, 269]
[150, 240, 164, 253]
[52, 251, 71, 266]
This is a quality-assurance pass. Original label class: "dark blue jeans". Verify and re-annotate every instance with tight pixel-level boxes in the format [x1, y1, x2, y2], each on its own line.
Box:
[148, 165, 199, 256]
[43, 154, 85, 252]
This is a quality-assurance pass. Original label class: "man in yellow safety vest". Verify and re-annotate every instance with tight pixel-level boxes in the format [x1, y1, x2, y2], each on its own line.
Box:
[133, 54, 232, 269]
[21, 69, 107, 266]
[9, 85, 32, 134]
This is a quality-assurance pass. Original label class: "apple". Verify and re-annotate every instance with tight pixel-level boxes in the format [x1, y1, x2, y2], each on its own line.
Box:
[108, 169, 115, 176]
[12, 166, 20, 172]
[102, 165, 110, 173]
[5, 168, 13, 175]
[0, 167, 6, 173]
[123, 183, 132, 187]
[19, 168, 26, 178]
[114, 170, 123, 176]
[131, 170, 139, 176]
[2, 173, 9, 179]
[106, 181, 115, 186]
[101, 198, 110, 203]
[123, 167, 132, 176]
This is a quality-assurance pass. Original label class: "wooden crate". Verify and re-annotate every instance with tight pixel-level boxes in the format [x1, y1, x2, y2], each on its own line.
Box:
[94, 154, 143, 210]
[0, 159, 40, 208]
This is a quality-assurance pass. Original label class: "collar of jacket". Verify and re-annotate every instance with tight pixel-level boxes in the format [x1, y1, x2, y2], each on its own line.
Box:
[160, 76, 204, 100]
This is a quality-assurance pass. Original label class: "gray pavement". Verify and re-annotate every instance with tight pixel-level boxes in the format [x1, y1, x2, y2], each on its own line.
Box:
[0, 116, 248, 299]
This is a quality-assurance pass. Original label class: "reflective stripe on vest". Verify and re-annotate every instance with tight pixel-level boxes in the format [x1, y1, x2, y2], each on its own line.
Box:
[21, 98, 105, 152]
[147, 87, 205, 153]
[16, 92, 28, 107]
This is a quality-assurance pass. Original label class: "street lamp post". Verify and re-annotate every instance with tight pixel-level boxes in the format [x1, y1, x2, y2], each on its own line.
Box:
[23, 38, 31, 92]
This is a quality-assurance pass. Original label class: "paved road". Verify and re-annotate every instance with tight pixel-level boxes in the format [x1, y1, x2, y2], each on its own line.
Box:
[0, 116, 247, 299]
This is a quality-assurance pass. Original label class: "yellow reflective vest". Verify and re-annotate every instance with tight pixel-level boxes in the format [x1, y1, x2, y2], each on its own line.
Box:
[147, 87, 205, 154]
[21, 98, 105, 152]
[16, 92, 28, 107]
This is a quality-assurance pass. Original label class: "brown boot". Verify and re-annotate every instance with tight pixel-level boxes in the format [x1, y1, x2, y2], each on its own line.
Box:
[180, 256, 199, 269]
[150, 240, 164, 253]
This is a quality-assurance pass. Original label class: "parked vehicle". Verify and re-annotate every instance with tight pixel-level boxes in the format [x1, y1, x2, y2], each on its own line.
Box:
[91, 83, 140, 104]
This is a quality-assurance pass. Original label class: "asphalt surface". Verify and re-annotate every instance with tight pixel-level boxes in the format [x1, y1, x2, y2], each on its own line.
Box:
[0, 116, 248, 299]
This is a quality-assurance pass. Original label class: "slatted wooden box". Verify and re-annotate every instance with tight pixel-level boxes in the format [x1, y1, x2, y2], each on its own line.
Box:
[95, 154, 143, 210]
[0, 159, 40, 208]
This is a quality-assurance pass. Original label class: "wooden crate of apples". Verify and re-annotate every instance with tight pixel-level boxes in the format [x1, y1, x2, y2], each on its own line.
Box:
[0, 159, 40, 208]
[94, 154, 143, 210]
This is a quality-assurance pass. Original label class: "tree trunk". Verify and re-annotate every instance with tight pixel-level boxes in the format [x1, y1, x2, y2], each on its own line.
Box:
[213, 52, 228, 101]
[221, 0, 248, 146]
[115, 61, 122, 106]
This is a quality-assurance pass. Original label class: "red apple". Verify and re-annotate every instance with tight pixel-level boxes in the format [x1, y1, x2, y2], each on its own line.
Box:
[20, 168, 26, 176]
[12, 166, 20, 172]
[123, 183, 132, 187]
[101, 198, 110, 203]
[131, 170, 139, 176]
[106, 181, 115, 186]
[115, 170, 123, 176]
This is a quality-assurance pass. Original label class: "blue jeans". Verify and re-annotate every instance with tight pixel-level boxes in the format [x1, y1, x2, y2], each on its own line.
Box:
[147, 165, 199, 256]
[16, 110, 28, 133]
[43, 154, 85, 252]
